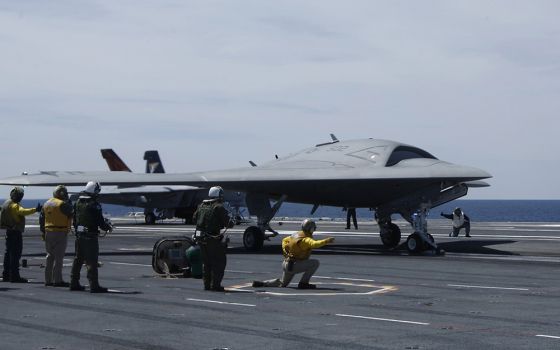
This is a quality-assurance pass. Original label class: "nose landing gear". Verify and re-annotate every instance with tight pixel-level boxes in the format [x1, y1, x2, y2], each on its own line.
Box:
[408, 206, 444, 255]
[377, 204, 444, 256]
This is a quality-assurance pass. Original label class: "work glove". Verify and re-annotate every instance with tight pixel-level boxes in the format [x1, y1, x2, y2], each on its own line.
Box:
[326, 237, 335, 244]
[103, 218, 113, 233]
[36, 203, 42, 213]
[440, 212, 444, 216]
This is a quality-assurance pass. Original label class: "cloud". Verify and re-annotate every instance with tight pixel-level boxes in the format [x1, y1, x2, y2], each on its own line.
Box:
[0, 1, 559, 199]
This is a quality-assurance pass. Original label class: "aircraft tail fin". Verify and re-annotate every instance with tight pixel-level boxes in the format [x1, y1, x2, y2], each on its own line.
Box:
[101, 149, 132, 172]
[144, 150, 165, 173]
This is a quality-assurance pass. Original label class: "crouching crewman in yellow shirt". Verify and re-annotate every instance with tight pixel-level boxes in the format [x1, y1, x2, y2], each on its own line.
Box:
[253, 219, 334, 289]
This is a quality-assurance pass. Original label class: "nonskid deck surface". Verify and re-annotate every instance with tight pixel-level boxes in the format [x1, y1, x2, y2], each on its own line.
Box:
[1, 217, 559, 349]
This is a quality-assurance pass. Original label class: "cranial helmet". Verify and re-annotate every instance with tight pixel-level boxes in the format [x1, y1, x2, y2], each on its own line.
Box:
[208, 186, 224, 199]
[9, 187, 24, 203]
[84, 181, 101, 195]
[301, 219, 317, 234]
[454, 207, 462, 214]
[53, 185, 69, 200]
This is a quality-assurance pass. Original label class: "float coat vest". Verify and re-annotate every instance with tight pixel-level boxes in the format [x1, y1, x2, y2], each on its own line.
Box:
[74, 196, 109, 233]
[0, 199, 34, 232]
[0, 200, 16, 230]
[452, 212, 465, 228]
[194, 201, 227, 235]
[283, 232, 311, 261]
[43, 198, 72, 233]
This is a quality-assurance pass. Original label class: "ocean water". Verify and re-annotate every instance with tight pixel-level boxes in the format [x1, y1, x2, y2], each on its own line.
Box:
[10, 199, 560, 223]
[274, 200, 560, 223]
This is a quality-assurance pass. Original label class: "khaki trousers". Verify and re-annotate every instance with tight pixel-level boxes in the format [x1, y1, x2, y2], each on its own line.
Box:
[280, 258, 319, 287]
[259, 259, 320, 287]
[44, 231, 68, 284]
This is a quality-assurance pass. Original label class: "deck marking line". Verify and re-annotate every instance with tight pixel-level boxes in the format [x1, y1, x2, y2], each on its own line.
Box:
[336, 314, 429, 326]
[448, 284, 529, 291]
[187, 298, 256, 307]
[536, 334, 560, 339]
[228, 282, 397, 296]
[315, 276, 376, 282]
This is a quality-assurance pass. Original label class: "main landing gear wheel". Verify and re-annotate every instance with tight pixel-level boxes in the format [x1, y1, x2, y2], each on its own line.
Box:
[145, 212, 156, 225]
[380, 223, 401, 249]
[406, 233, 423, 254]
[243, 226, 264, 251]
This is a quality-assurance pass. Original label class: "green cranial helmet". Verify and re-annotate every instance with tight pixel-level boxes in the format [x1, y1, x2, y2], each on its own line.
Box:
[53, 185, 69, 200]
[301, 219, 317, 234]
[10, 187, 24, 203]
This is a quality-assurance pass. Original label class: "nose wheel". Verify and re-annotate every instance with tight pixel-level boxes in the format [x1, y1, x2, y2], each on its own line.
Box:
[406, 233, 422, 253]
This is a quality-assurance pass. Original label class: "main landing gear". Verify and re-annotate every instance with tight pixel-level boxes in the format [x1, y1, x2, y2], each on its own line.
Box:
[407, 206, 444, 255]
[242, 195, 287, 251]
[378, 218, 401, 249]
[145, 210, 157, 225]
[243, 225, 268, 251]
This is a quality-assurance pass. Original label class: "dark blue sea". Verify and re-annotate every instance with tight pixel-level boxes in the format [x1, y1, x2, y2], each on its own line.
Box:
[11, 199, 560, 222]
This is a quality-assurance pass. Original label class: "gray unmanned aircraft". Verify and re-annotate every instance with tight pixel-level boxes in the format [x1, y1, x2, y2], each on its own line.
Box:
[0, 135, 491, 254]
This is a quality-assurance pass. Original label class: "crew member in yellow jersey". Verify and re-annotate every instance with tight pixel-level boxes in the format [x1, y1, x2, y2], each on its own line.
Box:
[0, 187, 41, 283]
[40, 185, 73, 287]
[252, 219, 334, 289]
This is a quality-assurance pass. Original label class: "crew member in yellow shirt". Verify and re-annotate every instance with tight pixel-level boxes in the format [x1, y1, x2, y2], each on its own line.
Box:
[40, 185, 73, 287]
[0, 187, 41, 283]
[252, 219, 334, 289]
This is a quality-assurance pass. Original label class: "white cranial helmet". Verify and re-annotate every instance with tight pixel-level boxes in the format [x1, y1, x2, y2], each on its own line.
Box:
[208, 186, 224, 199]
[84, 181, 101, 195]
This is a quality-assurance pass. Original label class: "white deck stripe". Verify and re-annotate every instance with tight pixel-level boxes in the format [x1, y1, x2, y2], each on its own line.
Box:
[448, 284, 529, 291]
[315, 276, 376, 282]
[536, 335, 560, 339]
[187, 298, 256, 307]
[336, 313, 429, 326]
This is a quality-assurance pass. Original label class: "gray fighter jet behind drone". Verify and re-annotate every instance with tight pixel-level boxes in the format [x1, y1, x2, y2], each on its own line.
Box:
[97, 149, 246, 225]
[0, 135, 491, 254]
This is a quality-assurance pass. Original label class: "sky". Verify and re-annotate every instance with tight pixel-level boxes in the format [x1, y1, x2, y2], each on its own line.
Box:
[0, 1, 559, 199]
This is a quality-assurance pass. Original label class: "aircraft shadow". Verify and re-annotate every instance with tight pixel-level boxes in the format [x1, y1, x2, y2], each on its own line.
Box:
[435, 239, 519, 255]
[228, 240, 520, 256]
[23, 251, 153, 258]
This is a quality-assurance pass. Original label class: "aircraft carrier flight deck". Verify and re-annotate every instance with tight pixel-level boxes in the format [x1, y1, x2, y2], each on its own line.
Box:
[1, 217, 559, 350]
